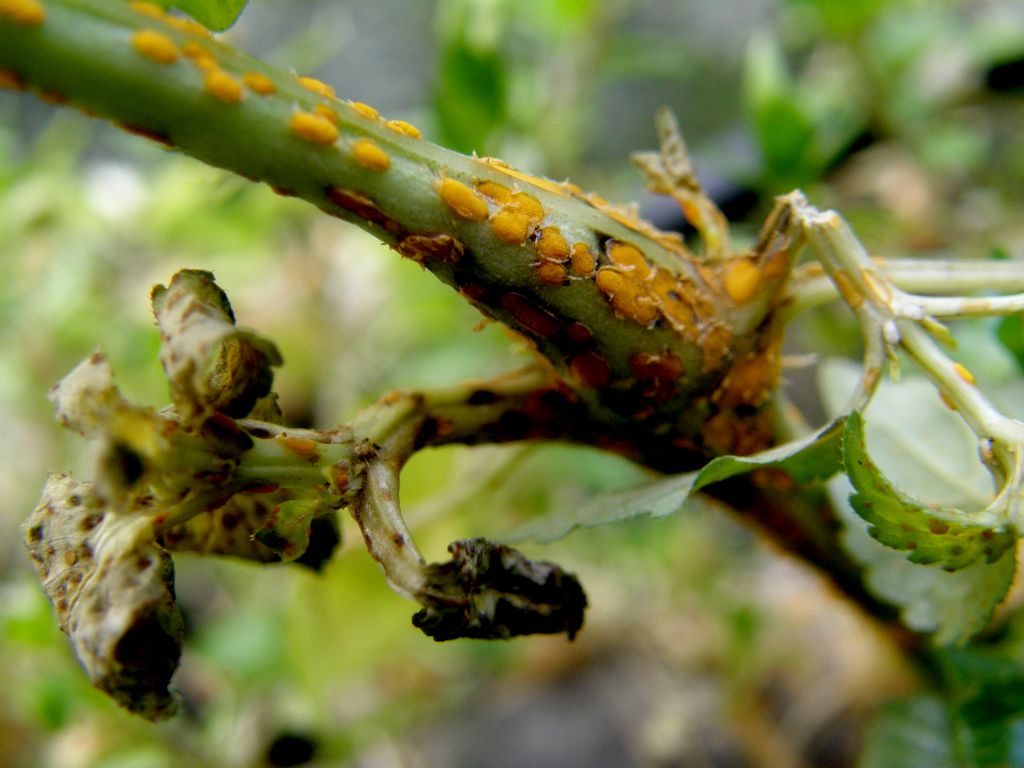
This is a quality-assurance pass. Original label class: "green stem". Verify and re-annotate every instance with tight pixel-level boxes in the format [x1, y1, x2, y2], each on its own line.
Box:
[0, 0, 791, 447]
[783, 260, 1024, 322]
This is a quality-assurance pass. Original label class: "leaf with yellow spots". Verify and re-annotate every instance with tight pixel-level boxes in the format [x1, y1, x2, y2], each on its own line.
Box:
[843, 411, 1015, 571]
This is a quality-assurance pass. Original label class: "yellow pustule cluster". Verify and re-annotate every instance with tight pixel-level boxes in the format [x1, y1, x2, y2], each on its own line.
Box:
[953, 362, 976, 385]
[386, 119, 422, 139]
[0, 0, 45, 24]
[165, 15, 210, 37]
[315, 103, 339, 125]
[536, 226, 569, 262]
[351, 138, 391, 171]
[595, 268, 659, 326]
[723, 259, 761, 304]
[570, 243, 595, 277]
[532, 226, 571, 285]
[129, 2, 210, 37]
[711, 335, 782, 409]
[592, 240, 724, 361]
[350, 101, 379, 120]
[297, 75, 335, 99]
[243, 71, 276, 96]
[131, 28, 180, 65]
[489, 209, 532, 245]
[535, 261, 568, 286]
[439, 178, 489, 221]
[289, 111, 339, 146]
[128, 1, 164, 19]
[182, 40, 216, 71]
[476, 180, 545, 247]
[203, 69, 243, 103]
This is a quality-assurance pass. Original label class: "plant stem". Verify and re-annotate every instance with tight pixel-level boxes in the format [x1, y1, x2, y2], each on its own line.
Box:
[783, 259, 1024, 322]
[0, 0, 794, 454]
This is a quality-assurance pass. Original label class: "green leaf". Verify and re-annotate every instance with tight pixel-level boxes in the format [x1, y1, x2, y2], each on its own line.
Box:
[515, 417, 846, 542]
[819, 359, 1017, 644]
[156, 0, 249, 32]
[434, 8, 508, 154]
[858, 697, 957, 768]
[835, 475, 1015, 644]
[843, 411, 1015, 570]
[996, 315, 1024, 375]
[744, 34, 817, 184]
[860, 652, 1024, 768]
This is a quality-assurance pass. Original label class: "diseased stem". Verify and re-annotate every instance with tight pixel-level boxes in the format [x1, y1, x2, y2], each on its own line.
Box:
[783, 260, 1024, 322]
[795, 201, 1024, 533]
[351, 456, 427, 599]
[0, 0, 797, 454]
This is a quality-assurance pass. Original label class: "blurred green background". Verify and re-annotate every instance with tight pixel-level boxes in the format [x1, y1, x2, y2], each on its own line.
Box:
[2, 0, 1023, 766]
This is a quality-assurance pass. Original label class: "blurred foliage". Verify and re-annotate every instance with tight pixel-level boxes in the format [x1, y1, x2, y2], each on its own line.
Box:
[1, 0, 1024, 766]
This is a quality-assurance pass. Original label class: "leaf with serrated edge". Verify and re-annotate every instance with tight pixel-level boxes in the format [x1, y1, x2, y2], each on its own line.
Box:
[820, 358, 1017, 644]
[844, 411, 1014, 570]
[515, 417, 846, 543]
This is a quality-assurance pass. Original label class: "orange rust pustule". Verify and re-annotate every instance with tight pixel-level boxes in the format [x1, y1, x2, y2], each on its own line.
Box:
[243, 71, 276, 95]
[535, 261, 568, 286]
[131, 28, 180, 65]
[607, 241, 651, 276]
[279, 436, 320, 461]
[164, 15, 211, 38]
[723, 258, 761, 304]
[326, 187, 402, 234]
[204, 69, 244, 103]
[350, 101, 380, 120]
[569, 243, 596, 277]
[535, 226, 570, 262]
[386, 119, 422, 139]
[489, 209, 532, 245]
[711, 332, 782, 409]
[475, 180, 513, 203]
[182, 41, 217, 72]
[350, 137, 391, 171]
[397, 233, 464, 265]
[698, 323, 735, 374]
[297, 75, 335, 99]
[439, 178, 489, 221]
[701, 408, 775, 458]
[315, 103, 340, 126]
[128, 0, 164, 18]
[595, 268, 659, 326]
[289, 111, 339, 145]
